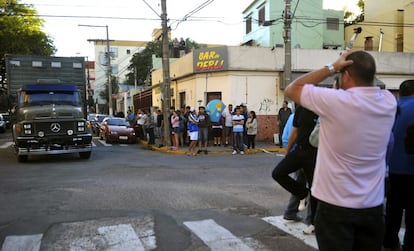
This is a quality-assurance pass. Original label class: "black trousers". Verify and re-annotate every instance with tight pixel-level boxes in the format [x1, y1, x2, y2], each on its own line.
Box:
[315, 200, 384, 251]
[384, 174, 414, 251]
[247, 135, 256, 149]
[272, 147, 317, 223]
[146, 127, 155, 145]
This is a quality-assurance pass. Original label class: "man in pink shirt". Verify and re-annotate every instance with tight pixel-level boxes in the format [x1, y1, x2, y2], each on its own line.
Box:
[284, 50, 397, 251]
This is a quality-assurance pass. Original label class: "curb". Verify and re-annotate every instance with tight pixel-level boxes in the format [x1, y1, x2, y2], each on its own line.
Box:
[138, 140, 285, 155]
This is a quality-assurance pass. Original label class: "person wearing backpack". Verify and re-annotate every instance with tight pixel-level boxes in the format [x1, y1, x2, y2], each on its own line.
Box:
[384, 80, 414, 251]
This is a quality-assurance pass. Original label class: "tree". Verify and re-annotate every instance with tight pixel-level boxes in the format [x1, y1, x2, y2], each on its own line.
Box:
[344, 0, 365, 26]
[0, 0, 56, 87]
[125, 38, 200, 86]
[99, 75, 119, 112]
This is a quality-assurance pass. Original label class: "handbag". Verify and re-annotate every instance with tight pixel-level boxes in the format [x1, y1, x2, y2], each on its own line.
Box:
[309, 119, 320, 148]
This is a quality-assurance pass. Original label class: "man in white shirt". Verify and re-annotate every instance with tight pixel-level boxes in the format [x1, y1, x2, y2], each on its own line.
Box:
[284, 50, 397, 251]
[222, 104, 233, 146]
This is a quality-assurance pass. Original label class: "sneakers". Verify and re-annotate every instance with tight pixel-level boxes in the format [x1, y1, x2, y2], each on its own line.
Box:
[283, 215, 303, 222]
[232, 150, 237, 155]
[298, 196, 308, 211]
[240, 151, 245, 155]
[303, 224, 315, 235]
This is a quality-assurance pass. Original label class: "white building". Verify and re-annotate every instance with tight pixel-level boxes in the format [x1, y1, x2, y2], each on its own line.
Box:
[92, 40, 147, 111]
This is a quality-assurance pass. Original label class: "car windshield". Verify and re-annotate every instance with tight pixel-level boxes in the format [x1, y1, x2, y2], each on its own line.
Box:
[107, 118, 129, 126]
[96, 115, 107, 123]
[19, 90, 81, 107]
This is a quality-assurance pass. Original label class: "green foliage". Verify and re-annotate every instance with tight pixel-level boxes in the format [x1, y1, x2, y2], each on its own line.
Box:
[345, 0, 365, 26]
[125, 38, 200, 86]
[0, 0, 56, 86]
[99, 75, 119, 102]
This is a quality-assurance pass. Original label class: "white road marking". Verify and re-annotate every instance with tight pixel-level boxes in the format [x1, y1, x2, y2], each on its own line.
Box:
[98, 139, 112, 147]
[97, 224, 145, 251]
[184, 219, 253, 251]
[0, 142, 13, 149]
[262, 216, 318, 249]
[1, 234, 42, 251]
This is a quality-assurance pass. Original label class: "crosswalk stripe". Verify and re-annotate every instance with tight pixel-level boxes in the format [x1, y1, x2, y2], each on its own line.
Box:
[97, 224, 145, 251]
[1, 234, 42, 251]
[184, 219, 253, 251]
[98, 139, 112, 147]
[262, 216, 318, 249]
[0, 142, 13, 149]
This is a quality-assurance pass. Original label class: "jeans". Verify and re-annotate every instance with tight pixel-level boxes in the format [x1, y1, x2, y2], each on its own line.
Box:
[384, 174, 414, 251]
[247, 134, 256, 149]
[233, 131, 244, 151]
[315, 200, 384, 251]
[146, 127, 155, 144]
[284, 169, 312, 224]
[272, 147, 317, 223]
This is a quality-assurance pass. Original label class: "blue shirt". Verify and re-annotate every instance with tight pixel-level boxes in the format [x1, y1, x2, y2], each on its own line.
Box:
[187, 113, 199, 132]
[282, 113, 295, 149]
[389, 96, 414, 175]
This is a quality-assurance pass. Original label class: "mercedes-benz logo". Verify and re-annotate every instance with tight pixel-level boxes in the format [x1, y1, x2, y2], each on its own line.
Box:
[50, 123, 61, 133]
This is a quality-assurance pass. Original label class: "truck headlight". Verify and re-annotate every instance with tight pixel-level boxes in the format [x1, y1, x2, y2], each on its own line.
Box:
[24, 129, 32, 134]
[23, 123, 32, 129]
[77, 121, 85, 126]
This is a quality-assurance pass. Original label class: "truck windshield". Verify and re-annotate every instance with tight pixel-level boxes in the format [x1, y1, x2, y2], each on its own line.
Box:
[19, 91, 81, 107]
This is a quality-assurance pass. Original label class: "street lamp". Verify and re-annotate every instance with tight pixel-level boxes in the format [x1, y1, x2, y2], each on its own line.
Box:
[78, 24, 113, 115]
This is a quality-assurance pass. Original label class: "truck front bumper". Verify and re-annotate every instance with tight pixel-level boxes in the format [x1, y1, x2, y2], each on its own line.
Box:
[15, 134, 92, 156]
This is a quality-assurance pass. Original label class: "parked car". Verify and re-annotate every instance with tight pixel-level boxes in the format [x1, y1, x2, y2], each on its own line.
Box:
[0, 112, 10, 129]
[0, 114, 5, 133]
[99, 117, 136, 143]
[92, 114, 108, 136]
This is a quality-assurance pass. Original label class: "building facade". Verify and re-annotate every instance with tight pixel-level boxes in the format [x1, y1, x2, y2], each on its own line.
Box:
[345, 0, 414, 52]
[151, 46, 414, 142]
[92, 40, 147, 112]
[242, 0, 344, 49]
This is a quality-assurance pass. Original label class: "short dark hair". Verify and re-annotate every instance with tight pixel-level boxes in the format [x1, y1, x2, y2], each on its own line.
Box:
[199, 106, 205, 110]
[344, 51, 376, 86]
[399, 80, 414, 97]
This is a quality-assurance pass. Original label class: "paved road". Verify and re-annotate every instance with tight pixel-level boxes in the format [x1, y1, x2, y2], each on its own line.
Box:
[0, 130, 313, 251]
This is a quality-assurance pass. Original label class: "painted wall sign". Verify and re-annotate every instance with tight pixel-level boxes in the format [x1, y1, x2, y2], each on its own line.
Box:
[193, 47, 228, 72]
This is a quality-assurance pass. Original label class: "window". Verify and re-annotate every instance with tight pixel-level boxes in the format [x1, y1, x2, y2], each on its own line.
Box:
[326, 18, 339, 30]
[111, 65, 118, 74]
[258, 6, 265, 26]
[246, 16, 252, 34]
[126, 49, 131, 55]
[179, 92, 186, 108]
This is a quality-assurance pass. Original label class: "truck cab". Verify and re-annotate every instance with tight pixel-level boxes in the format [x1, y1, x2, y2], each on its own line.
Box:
[12, 83, 92, 162]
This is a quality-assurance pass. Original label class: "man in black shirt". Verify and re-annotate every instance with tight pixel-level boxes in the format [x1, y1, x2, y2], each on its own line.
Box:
[272, 106, 318, 233]
[278, 100, 292, 147]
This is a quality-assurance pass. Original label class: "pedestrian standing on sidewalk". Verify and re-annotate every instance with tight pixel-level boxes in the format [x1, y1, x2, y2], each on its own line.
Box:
[197, 106, 210, 154]
[171, 110, 180, 151]
[232, 107, 245, 155]
[284, 50, 397, 251]
[246, 110, 257, 149]
[211, 116, 223, 146]
[187, 108, 199, 156]
[383, 80, 414, 251]
[222, 104, 233, 147]
[156, 109, 164, 148]
[278, 100, 292, 148]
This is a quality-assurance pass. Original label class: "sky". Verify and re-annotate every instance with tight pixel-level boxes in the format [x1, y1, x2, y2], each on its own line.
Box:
[24, 0, 360, 60]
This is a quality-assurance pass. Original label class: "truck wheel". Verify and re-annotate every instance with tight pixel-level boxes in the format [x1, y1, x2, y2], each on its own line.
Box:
[79, 151, 91, 159]
[17, 155, 28, 162]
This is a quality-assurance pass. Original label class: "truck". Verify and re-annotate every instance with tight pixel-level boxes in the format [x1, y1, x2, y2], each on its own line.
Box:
[5, 54, 92, 162]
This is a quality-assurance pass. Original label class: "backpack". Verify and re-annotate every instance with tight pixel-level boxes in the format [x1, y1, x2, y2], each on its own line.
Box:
[405, 122, 414, 154]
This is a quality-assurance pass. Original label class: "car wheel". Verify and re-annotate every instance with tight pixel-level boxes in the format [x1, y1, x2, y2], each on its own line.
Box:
[79, 151, 92, 159]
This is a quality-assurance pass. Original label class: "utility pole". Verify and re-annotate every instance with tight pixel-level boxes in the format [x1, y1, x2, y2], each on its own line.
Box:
[161, 0, 171, 146]
[105, 25, 113, 116]
[283, 0, 292, 89]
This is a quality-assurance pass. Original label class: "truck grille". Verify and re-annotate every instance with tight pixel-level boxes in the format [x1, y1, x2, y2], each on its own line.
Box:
[34, 121, 75, 136]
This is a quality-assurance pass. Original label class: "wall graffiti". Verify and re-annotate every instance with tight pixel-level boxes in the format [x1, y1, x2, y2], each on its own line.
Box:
[258, 98, 274, 112]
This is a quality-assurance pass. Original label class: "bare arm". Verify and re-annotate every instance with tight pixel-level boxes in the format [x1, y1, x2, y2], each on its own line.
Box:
[284, 50, 354, 105]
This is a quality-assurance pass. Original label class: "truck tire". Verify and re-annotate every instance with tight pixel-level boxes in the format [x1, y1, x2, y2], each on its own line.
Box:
[17, 155, 28, 163]
[79, 151, 92, 159]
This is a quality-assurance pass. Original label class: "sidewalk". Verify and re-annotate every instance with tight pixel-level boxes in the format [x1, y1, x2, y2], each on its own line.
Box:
[139, 140, 285, 155]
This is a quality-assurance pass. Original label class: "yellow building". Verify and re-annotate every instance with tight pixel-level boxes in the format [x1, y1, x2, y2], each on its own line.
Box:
[345, 0, 414, 52]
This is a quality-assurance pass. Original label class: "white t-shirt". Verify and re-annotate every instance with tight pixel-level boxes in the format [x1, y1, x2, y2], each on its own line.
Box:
[301, 84, 396, 209]
[232, 114, 245, 132]
[223, 109, 233, 127]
